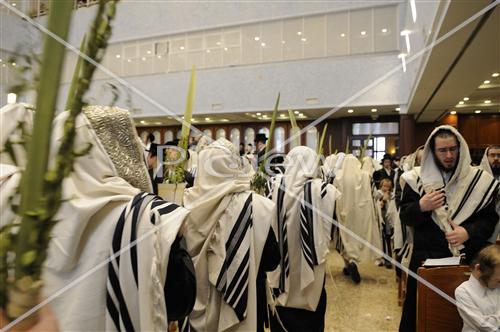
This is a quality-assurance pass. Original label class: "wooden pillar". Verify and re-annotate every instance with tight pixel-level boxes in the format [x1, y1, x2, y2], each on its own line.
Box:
[399, 114, 416, 156]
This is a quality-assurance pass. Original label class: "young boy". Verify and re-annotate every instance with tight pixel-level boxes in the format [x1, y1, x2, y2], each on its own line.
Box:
[455, 244, 500, 332]
[376, 178, 396, 268]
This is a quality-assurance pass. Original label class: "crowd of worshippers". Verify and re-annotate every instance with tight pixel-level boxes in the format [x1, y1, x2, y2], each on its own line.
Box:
[0, 104, 499, 332]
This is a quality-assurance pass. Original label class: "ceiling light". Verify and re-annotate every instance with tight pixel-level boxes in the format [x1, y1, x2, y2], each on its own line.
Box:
[340, 33, 346, 38]
[280, 114, 286, 118]
[0, 59, 2, 62]
[282, 40, 286, 44]
[254, 36, 260, 41]
[450, 111, 457, 115]
[146, 50, 151, 54]
[395, 107, 400, 111]
[297, 31, 302, 36]
[371, 108, 378, 113]
[261, 42, 266, 47]
[216, 41, 221, 46]
[463, 97, 469, 101]
[141, 57, 146, 61]
[180, 46, 185, 50]
[11, 62, 16, 66]
[115, 54, 121, 58]
[127, 59, 132, 63]
[294, 111, 299, 114]
[256, 112, 261, 116]
[301, 38, 307, 42]
[400, 30, 411, 52]
[360, 31, 367, 36]
[221, 119, 229, 122]
[140, 120, 146, 124]
[381, 28, 388, 33]
[492, 73, 499, 77]
[484, 80, 490, 84]
[2, 64, 5, 68]
[11, 2, 16, 6]
[262, 115, 268, 119]
[484, 100, 491, 104]
[298, 113, 304, 116]
[205, 117, 210, 121]
[410, 0, 417, 23]
[157, 55, 162, 59]
[458, 101, 465, 105]
[224, 47, 228, 51]
[347, 109, 354, 113]
[474, 110, 481, 114]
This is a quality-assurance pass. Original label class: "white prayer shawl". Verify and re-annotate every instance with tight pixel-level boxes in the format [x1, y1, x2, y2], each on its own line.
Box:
[401, 125, 499, 256]
[479, 147, 500, 242]
[105, 192, 188, 332]
[362, 156, 381, 175]
[41, 107, 185, 331]
[334, 154, 383, 263]
[321, 154, 337, 182]
[268, 146, 341, 311]
[184, 138, 273, 332]
[0, 104, 34, 228]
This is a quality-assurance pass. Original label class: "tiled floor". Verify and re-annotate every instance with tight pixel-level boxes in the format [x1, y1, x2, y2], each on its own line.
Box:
[324, 252, 402, 332]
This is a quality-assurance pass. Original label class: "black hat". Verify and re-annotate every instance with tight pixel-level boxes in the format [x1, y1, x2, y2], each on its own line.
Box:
[394, 156, 401, 161]
[147, 143, 158, 156]
[255, 133, 268, 144]
[381, 153, 393, 163]
[165, 139, 180, 146]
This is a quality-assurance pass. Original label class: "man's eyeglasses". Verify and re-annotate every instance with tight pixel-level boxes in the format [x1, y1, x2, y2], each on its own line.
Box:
[436, 146, 459, 154]
[487, 153, 500, 158]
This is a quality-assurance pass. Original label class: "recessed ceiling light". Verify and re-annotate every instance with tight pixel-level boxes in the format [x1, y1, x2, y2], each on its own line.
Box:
[297, 31, 302, 36]
[224, 47, 228, 51]
[301, 38, 307, 42]
[347, 109, 354, 113]
[261, 42, 266, 47]
[115, 54, 121, 58]
[458, 101, 465, 105]
[11, 62, 16, 66]
[221, 119, 229, 122]
[280, 114, 286, 118]
[294, 111, 299, 114]
[282, 40, 286, 44]
[475, 110, 481, 114]
[180, 46, 185, 50]
[205, 117, 210, 121]
[157, 55, 162, 59]
[463, 97, 469, 101]
[361, 31, 367, 36]
[492, 73, 499, 77]
[450, 111, 457, 115]
[371, 108, 378, 112]
[12, 2, 16, 6]
[262, 115, 268, 118]
[0, 59, 3, 62]
[484, 100, 491, 104]
[298, 113, 304, 116]
[381, 28, 388, 33]
[146, 50, 151, 54]
[340, 33, 346, 38]
[400, 30, 410, 36]
[206, 49, 211, 53]
[127, 59, 132, 63]
[141, 57, 146, 61]
[140, 120, 146, 124]
[216, 41, 221, 46]
[254, 36, 260, 41]
[395, 107, 400, 111]
[484, 80, 491, 84]
[256, 112, 261, 116]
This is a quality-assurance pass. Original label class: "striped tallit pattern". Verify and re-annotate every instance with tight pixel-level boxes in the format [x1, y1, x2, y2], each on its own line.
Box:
[276, 178, 289, 294]
[300, 181, 319, 270]
[106, 192, 181, 332]
[215, 194, 253, 321]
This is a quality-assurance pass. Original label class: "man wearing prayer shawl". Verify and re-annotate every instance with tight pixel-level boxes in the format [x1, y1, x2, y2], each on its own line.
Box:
[183, 138, 279, 332]
[267, 146, 341, 332]
[333, 154, 383, 283]
[479, 145, 500, 242]
[399, 126, 499, 332]
[1, 105, 193, 331]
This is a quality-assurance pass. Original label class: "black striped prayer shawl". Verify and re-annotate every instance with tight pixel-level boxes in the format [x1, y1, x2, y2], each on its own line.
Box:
[106, 192, 185, 331]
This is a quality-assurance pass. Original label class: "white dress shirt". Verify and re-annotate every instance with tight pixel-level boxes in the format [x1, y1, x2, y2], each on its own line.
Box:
[455, 275, 500, 332]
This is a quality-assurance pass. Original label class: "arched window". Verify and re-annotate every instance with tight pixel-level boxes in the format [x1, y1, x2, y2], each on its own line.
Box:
[164, 130, 174, 143]
[244, 128, 255, 145]
[306, 127, 318, 150]
[258, 127, 270, 138]
[274, 127, 285, 153]
[230, 128, 240, 148]
[152, 130, 161, 144]
[216, 128, 226, 139]
[203, 129, 213, 138]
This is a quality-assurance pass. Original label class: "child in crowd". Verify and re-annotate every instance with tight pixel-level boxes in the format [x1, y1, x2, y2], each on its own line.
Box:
[455, 244, 500, 332]
[376, 178, 397, 268]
